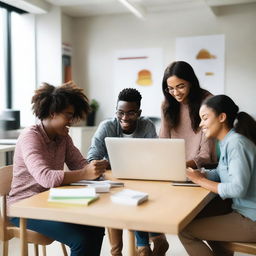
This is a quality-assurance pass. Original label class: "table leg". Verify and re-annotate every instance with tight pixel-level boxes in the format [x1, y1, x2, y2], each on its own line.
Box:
[127, 230, 136, 256]
[20, 218, 28, 256]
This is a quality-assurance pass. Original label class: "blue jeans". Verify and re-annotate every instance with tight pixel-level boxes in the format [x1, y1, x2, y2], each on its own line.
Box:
[135, 231, 160, 246]
[10, 217, 104, 256]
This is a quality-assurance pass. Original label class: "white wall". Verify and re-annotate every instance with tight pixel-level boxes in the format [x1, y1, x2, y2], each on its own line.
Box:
[72, 3, 256, 124]
[36, 5, 62, 86]
[62, 13, 73, 46]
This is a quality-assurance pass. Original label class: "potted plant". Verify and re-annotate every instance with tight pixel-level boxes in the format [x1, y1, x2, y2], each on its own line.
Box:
[87, 99, 99, 126]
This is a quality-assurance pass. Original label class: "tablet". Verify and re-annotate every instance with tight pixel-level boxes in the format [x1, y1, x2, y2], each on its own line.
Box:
[172, 181, 200, 187]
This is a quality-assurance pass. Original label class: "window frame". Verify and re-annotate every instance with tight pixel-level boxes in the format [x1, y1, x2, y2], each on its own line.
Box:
[0, 3, 26, 109]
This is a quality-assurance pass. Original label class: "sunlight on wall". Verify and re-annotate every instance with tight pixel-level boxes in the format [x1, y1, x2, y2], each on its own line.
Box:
[0, 8, 7, 110]
[11, 12, 36, 127]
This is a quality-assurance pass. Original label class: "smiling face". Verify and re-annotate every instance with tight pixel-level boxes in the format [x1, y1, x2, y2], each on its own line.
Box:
[116, 101, 141, 134]
[166, 75, 190, 103]
[49, 105, 75, 138]
[199, 104, 228, 140]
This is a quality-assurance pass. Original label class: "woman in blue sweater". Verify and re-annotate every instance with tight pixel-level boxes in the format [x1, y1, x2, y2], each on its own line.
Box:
[179, 95, 256, 256]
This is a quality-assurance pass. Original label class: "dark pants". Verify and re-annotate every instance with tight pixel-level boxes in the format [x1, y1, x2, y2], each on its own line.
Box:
[135, 231, 161, 246]
[10, 217, 105, 256]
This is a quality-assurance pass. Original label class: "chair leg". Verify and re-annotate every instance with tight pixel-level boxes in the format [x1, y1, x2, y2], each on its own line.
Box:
[42, 245, 47, 256]
[61, 243, 68, 256]
[3, 241, 9, 256]
[34, 244, 39, 256]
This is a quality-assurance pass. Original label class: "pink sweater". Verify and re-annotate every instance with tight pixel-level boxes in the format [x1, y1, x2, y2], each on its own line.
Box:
[7, 123, 87, 208]
[160, 102, 216, 168]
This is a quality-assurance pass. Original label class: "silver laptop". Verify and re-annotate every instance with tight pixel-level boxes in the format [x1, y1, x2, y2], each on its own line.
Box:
[105, 137, 186, 182]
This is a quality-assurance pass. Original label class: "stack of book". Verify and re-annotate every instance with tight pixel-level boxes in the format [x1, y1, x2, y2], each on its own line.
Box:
[48, 187, 99, 206]
[70, 179, 124, 188]
[111, 189, 148, 206]
[87, 183, 111, 193]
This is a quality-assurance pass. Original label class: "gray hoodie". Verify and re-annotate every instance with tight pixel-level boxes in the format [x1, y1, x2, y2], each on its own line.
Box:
[87, 117, 157, 162]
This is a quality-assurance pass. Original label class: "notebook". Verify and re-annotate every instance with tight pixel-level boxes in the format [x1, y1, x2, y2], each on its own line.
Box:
[105, 137, 187, 182]
[47, 187, 99, 205]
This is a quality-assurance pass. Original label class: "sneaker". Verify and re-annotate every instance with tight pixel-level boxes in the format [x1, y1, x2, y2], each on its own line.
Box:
[150, 235, 169, 256]
[136, 246, 153, 256]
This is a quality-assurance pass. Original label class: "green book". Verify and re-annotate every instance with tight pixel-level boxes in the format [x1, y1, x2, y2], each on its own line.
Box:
[48, 195, 99, 206]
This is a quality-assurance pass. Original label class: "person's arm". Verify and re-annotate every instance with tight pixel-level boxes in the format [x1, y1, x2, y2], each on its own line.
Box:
[64, 135, 108, 183]
[217, 140, 252, 199]
[21, 132, 65, 188]
[22, 130, 108, 188]
[87, 121, 110, 162]
[159, 101, 171, 138]
[186, 160, 197, 168]
[187, 139, 253, 199]
[143, 119, 157, 138]
[62, 159, 108, 184]
[192, 131, 217, 168]
[186, 168, 219, 193]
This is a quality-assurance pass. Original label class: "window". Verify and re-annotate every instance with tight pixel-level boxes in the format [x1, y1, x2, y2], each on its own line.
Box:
[0, 3, 35, 127]
[11, 11, 36, 126]
[0, 7, 7, 110]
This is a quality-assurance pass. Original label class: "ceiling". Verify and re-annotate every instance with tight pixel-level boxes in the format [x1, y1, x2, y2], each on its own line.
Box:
[44, 0, 256, 17]
[2, 0, 256, 17]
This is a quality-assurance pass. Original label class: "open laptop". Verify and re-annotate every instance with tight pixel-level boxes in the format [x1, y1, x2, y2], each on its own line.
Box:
[105, 137, 187, 182]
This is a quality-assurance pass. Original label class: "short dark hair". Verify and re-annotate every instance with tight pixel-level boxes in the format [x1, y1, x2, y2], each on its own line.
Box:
[32, 81, 90, 121]
[117, 88, 142, 108]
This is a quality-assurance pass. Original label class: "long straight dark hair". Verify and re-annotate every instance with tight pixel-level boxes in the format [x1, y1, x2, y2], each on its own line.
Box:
[162, 61, 210, 132]
[203, 95, 256, 145]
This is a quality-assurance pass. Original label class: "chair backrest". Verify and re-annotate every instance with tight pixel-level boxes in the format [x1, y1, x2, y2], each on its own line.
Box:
[0, 165, 13, 196]
[220, 241, 256, 255]
[0, 165, 13, 242]
[0, 165, 68, 256]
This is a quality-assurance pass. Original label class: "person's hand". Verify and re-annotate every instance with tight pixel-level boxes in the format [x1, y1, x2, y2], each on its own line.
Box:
[186, 167, 206, 184]
[84, 160, 108, 180]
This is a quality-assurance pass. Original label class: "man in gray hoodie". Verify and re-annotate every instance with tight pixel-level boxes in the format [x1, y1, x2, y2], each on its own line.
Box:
[87, 88, 156, 164]
[87, 88, 169, 256]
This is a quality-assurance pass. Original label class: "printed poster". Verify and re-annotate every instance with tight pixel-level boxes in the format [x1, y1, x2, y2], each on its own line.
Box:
[176, 34, 225, 95]
[114, 48, 163, 117]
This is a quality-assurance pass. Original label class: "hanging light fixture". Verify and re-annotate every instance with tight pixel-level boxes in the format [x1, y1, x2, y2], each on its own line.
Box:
[117, 0, 146, 19]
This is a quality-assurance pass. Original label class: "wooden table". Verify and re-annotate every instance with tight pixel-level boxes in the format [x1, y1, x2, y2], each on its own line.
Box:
[9, 173, 215, 256]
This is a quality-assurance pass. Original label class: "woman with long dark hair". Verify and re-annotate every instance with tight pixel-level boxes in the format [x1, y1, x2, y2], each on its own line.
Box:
[179, 95, 256, 256]
[160, 61, 216, 168]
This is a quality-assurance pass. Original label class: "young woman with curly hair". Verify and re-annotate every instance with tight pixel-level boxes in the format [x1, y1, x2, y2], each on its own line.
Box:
[8, 81, 108, 256]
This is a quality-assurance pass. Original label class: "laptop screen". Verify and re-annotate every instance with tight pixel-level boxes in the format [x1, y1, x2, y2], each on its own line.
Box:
[105, 137, 186, 182]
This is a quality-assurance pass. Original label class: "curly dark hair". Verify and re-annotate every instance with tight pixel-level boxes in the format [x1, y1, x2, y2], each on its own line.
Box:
[162, 61, 210, 132]
[117, 88, 142, 108]
[32, 81, 90, 121]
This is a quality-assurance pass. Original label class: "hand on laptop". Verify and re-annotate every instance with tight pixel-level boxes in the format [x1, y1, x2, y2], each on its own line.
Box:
[186, 167, 206, 184]
[84, 159, 108, 180]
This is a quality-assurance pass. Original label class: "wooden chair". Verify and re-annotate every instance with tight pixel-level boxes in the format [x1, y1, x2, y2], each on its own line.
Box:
[0, 165, 68, 256]
[219, 241, 256, 255]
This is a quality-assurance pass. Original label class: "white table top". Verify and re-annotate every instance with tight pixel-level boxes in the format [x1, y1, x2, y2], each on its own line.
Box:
[0, 139, 17, 145]
[0, 144, 15, 153]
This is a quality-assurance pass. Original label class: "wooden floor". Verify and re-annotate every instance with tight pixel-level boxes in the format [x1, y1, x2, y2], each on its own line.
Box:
[0, 198, 251, 256]
[0, 231, 251, 256]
